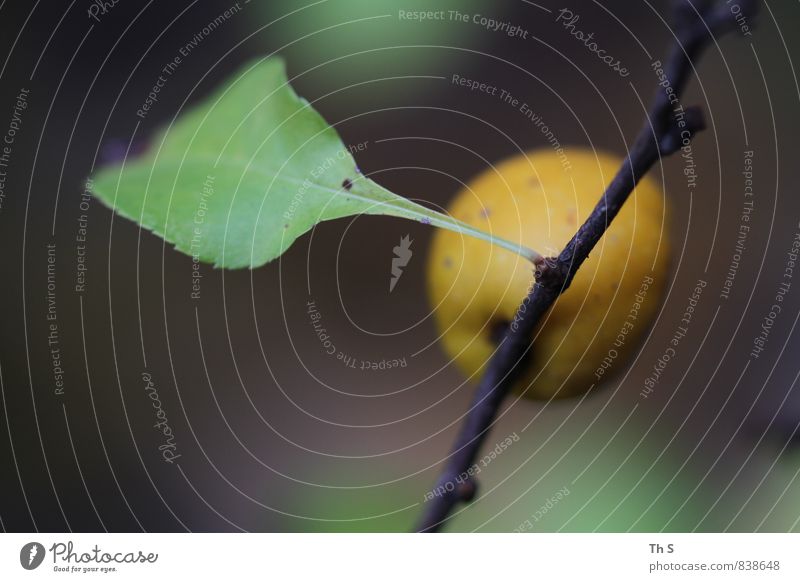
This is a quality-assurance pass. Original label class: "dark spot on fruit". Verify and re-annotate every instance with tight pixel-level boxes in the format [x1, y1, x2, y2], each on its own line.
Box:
[529, 176, 540, 188]
[342, 178, 353, 190]
[443, 257, 453, 269]
[480, 207, 491, 219]
[490, 319, 510, 344]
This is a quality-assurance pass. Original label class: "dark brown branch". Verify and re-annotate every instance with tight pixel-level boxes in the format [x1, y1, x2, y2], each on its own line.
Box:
[416, 0, 759, 533]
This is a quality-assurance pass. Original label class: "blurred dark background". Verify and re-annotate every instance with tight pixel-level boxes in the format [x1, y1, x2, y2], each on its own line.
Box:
[1, 0, 799, 532]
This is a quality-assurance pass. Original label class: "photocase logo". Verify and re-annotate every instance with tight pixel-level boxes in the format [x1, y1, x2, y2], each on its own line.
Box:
[389, 234, 413, 292]
[19, 542, 45, 570]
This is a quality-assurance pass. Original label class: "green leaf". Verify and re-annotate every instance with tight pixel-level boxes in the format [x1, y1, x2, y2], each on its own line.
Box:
[91, 57, 539, 269]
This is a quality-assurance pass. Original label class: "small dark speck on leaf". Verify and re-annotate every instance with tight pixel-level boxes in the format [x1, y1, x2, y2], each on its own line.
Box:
[283, 223, 289, 229]
[342, 178, 353, 190]
[420, 217, 432, 225]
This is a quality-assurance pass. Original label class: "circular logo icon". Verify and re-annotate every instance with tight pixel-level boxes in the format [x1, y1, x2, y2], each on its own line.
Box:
[19, 542, 45, 570]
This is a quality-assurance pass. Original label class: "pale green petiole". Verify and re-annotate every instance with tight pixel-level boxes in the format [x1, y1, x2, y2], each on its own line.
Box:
[356, 178, 543, 265]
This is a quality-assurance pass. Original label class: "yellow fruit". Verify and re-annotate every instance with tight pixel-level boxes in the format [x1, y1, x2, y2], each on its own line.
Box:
[427, 148, 669, 399]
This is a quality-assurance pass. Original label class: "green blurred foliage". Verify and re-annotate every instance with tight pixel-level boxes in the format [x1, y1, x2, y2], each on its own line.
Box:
[291, 415, 716, 532]
[722, 447, 800, 533]
[449, 427, 708, 532]
[253, 0, 507, 103]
